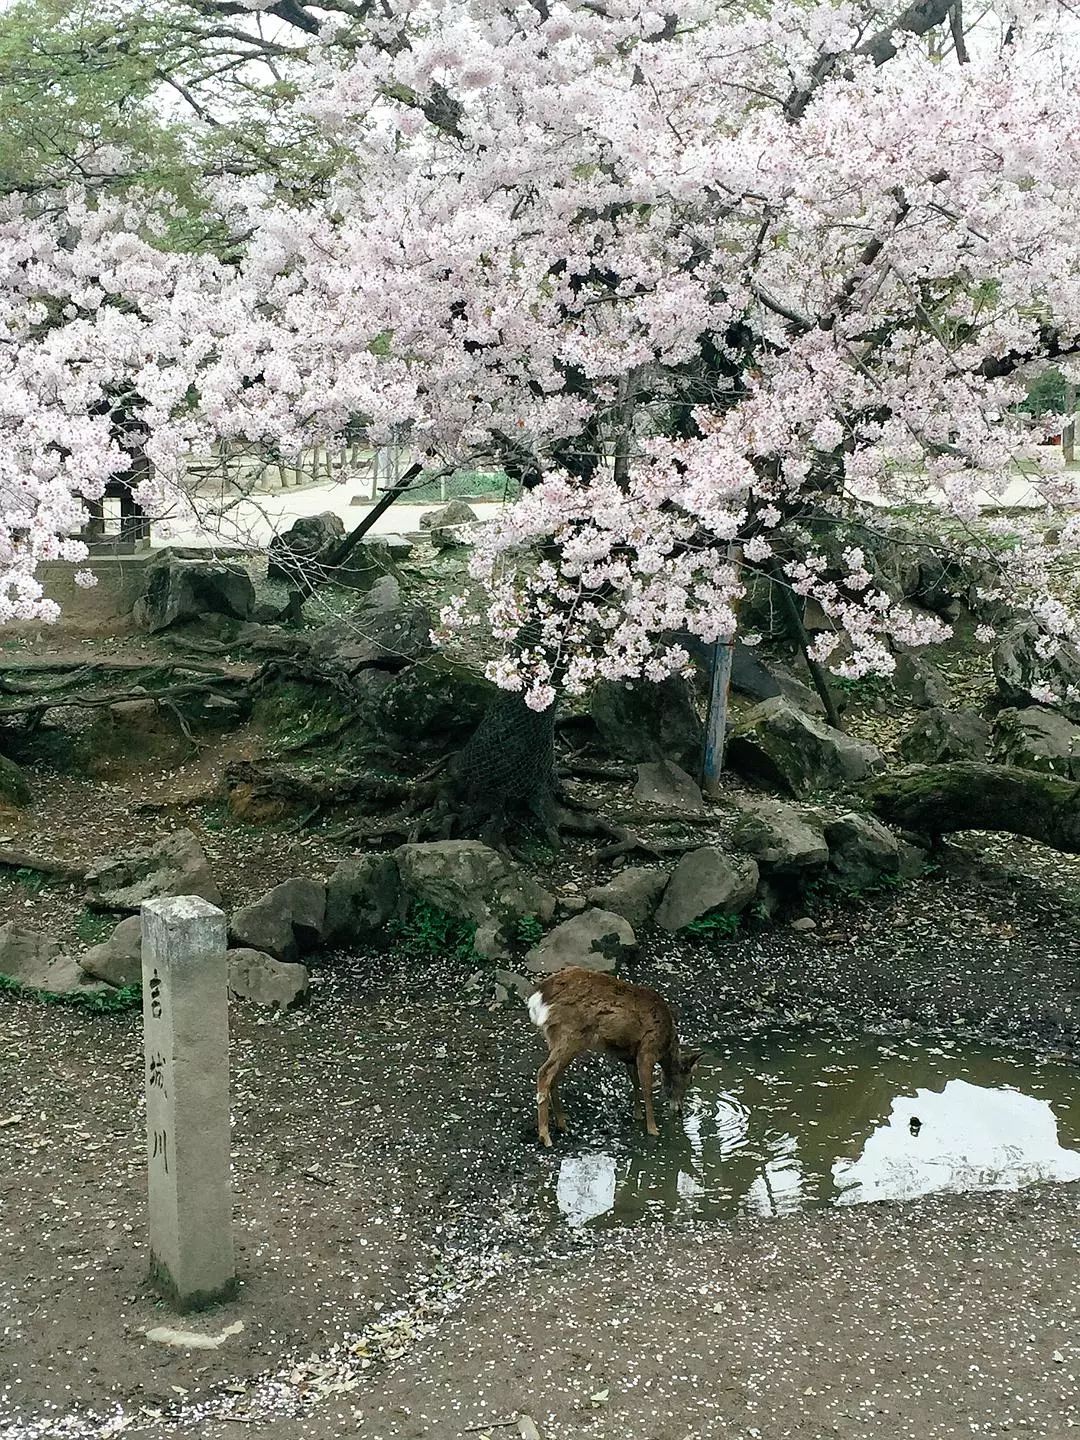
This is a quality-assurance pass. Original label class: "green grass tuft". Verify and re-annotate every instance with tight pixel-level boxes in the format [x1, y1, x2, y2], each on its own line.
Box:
[0, 973, 142, 1014]
[387, 902, 477, 962]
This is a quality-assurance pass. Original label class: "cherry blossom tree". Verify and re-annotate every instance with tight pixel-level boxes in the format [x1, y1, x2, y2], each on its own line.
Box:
[227, 0, 1080, 707]
[5, 1, 1080, 827]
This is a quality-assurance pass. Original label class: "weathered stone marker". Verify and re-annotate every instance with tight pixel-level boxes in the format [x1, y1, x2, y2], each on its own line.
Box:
[141, 895, 235, 1310]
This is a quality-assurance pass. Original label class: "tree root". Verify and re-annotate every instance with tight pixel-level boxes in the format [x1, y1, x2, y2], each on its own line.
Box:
[0, 658, 253, 720]
[222, 760, 412, 826]
[557, 760, 635, 783]
[0, 848, 87, 881]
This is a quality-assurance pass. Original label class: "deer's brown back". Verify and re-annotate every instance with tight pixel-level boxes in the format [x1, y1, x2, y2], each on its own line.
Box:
[537, 967, 675, 1057]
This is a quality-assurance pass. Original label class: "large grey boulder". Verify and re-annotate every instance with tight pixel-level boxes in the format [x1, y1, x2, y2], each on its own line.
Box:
[899, 707, 989, 764]
[85, 829, 222, 913]
[395, 841, 554, 957]
[824, 812, 900, 889]
[0, 924, 61, 986]
[585, 868, 669, 932]
[632, 760, 703, 812]
[906, 555, 966, 617]
[727, 698, 883, 795]
[309, 576, 432, 672]
[731, 800, 829, 874]
[655, 848, 759, 932]
[336, 536, 410, 594]
[992, 706, 1080, 780]
[324, 855, 400, 944]
[587, 676, 703, 771]
[0, 925, 108, 996]
[524, 908, 637, 975]
[133, 551, 255, 632]
[227, 949, 309, 1008]
[267, 511, 346, 586]
[375, 656, 494, 752]
[419, 499, 479, 549]
[896, 834, 930, 880]
[892, 653, 951, 709]
[79, 916, 142, 988]
[229, 878, 327, 964]
[994, 624, 1080, 719]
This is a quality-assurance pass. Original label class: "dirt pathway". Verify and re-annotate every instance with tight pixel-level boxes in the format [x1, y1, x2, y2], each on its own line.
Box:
[141, 1182, 1080, 1440]
[3, 837, 1079, 1439]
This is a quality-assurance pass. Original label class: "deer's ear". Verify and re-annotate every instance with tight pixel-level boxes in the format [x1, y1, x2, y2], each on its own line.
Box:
[682, 1048, 704, 1070]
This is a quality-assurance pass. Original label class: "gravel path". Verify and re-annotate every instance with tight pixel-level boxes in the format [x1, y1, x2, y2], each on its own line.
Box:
[171, 1183, 1080, 1440]
[2, 738, 1079, 1440]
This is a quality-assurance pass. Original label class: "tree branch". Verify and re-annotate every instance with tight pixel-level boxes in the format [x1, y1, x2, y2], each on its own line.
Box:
[785, 1, 955, 120]
[949, 1, 970, 63]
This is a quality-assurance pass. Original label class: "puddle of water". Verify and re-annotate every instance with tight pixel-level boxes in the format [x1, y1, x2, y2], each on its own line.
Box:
[545, 1035, 1080, 1230]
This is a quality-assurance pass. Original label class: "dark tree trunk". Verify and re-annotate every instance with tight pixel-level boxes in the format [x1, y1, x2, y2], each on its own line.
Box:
[866, 763, 1080, 853]
[445, 689, 559, 846]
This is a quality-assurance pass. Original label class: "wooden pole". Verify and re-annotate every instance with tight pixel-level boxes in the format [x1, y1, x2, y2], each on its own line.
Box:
[701, 639, 734, 798]
[1063, 383, 1076, 463]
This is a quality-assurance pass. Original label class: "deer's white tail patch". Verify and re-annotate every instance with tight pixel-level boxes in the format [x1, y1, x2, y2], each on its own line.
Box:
[527, 992, 550, 1028]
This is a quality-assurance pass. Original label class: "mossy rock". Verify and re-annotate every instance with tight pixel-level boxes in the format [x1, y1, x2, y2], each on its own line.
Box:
[587, 676, 703, 771]
[253, 679, 356, 751]
[0, 753, 30, 808]
[377, 657, 494, 750]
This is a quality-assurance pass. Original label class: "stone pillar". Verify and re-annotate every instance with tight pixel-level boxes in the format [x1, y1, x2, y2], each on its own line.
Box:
[141, 895, 235, 1310]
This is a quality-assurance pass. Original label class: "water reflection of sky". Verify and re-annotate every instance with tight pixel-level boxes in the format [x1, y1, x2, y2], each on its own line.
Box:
[746, 1133, 804, 1218]
[832, 1080, 1080, 1205]
[553, 1065, 1080, 1230]
[556, 1152, 617, 1227]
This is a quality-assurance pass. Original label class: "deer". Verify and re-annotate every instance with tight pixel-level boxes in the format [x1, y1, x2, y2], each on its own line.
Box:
[527, 966, 703, 1147]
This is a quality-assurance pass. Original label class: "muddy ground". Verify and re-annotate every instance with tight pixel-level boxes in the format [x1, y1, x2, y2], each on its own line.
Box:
[2, 829, 1079, 1436]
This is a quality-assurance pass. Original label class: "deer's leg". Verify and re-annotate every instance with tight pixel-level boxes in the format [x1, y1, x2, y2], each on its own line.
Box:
[636, 1049, 660, 1137]
[536, 1058, 556, 1148]
[537, 1052, 573, 1147]
[625, 1059, 644, 1122]
[550, 1079, 567, 1132]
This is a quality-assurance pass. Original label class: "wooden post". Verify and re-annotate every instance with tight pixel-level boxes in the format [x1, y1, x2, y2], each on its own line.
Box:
[702, 639, 734, 798]
[141, 895, 235, 1311]
[1063, 383, 1076, 463]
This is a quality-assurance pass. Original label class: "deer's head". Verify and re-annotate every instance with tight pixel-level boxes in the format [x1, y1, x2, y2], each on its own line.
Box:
[666, 1047, 704, 1115]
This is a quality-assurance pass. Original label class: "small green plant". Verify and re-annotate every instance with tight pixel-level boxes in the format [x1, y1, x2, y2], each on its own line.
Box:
[0, 973, 141, 1013]
[806, 870, 906, 904]
[72, 984, 142, 1014]
[683, 910, 741, 940]
[389, 902, 477, 962]
[74, 909, 112, 946]
[515, 914, 545, 945]
[15, 867, 48, 895]
[746, 898, 773, 927]
[200, 804, 228, 833]
[831, 673, 890, 702]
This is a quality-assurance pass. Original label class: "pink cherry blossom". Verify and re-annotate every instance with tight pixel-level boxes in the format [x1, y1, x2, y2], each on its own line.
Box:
[3, 3, 1080, 708]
